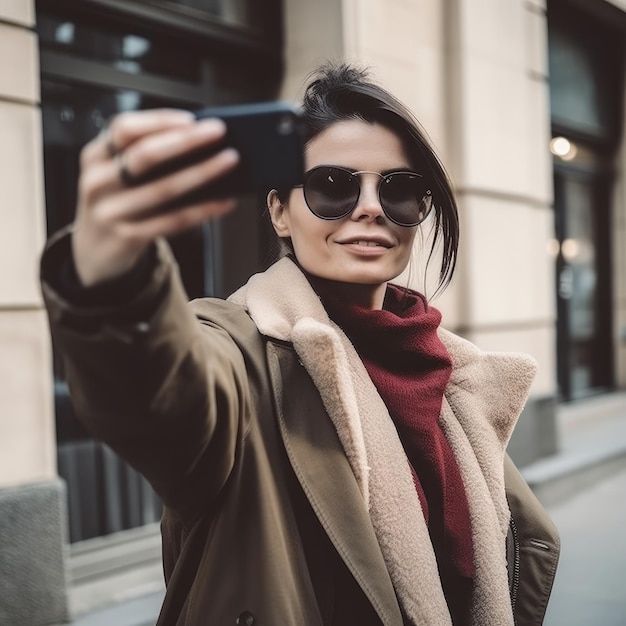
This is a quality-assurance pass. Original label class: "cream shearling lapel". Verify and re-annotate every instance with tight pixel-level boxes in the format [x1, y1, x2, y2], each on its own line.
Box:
[229, 257, 536, 625]
[438, 331, 536, 625]
[440, 329, 537, 536]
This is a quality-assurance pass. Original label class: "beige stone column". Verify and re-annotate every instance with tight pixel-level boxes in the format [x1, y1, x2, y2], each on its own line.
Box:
[444, 0, 557, 463]
[281, 0, 345, 100]
[282, 0, 447, 146]
[0, 0, 54, 488]
[0, 1, 68, 623]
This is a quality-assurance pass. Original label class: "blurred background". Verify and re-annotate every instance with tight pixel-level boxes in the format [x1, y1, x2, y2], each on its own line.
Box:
[0, 0, 625, 624]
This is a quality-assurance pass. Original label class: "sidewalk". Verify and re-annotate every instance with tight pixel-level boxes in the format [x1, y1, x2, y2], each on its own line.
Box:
[68, 392, 626, 626]
[543, 466, 626, 625]
[522, 391, 626, 506]
[523, 391, 626, 626]
[69, 592, 163, 626]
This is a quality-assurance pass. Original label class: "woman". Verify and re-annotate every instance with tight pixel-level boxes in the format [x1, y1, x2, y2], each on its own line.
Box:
[41, 64, 559, 625]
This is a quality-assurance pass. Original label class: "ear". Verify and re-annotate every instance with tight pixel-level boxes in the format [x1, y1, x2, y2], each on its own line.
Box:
[267, 189, 291, 238]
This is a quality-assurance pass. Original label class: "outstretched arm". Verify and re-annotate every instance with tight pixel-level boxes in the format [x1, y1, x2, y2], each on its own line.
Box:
[41, 108, 249, 523]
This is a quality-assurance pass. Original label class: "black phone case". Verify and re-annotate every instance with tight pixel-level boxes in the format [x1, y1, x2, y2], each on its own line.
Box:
[194, 102, 306, 195]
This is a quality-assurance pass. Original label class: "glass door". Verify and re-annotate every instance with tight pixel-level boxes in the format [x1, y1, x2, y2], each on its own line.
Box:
[547, 0, 623, 402]
[553, 144, 613, 400]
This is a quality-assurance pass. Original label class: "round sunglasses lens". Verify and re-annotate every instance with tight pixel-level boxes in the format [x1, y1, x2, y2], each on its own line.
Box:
[381, 173, 432, 226]
[304, 167, 358, 219]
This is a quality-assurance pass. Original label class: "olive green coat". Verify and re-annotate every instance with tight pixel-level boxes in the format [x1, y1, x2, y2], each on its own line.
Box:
[41, 233, 559, 625]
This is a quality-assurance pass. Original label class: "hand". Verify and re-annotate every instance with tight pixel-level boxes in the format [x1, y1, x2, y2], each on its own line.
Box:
[72, 109, 240, 287]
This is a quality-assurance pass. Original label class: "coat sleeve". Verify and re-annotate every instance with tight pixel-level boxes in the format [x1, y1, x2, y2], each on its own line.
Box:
[40, 230, 252, 523]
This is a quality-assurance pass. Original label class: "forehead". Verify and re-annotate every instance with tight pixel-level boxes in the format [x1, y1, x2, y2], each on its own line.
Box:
[305, 119, 412, 171]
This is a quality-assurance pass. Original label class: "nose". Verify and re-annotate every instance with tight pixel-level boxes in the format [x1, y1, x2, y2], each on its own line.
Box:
[350, 175, 385, 223]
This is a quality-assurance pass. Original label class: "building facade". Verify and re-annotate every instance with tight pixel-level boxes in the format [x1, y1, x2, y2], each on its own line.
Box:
[0, 0, 624, 622]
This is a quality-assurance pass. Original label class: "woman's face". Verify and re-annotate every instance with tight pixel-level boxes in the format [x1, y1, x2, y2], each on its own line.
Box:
[269, 119, 419, 309]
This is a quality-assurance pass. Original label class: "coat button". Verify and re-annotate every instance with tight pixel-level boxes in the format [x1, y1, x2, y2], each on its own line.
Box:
[236, 611, 255, 625]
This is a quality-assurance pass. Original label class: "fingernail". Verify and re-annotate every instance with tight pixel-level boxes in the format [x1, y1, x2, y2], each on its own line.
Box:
[220, 148, 240, 164]
[170, 110, 195, 122]
[198, 118, 227, 135]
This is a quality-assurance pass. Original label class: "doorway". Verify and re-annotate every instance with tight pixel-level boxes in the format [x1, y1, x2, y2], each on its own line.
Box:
[547, 0, 624, 402]
[553, 142, 613, 400]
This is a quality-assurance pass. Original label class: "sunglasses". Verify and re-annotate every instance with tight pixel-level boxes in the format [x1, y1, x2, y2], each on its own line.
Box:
[294, 165, 433, 227]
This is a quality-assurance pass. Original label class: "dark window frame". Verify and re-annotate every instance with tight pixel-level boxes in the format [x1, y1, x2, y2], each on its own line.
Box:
[36, 0, 283, 57]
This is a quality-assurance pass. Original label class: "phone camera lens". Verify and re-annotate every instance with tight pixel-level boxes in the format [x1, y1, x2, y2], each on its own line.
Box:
[276, 115, 294, 135]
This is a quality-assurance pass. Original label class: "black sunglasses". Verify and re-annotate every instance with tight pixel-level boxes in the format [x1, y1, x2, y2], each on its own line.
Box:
[294, 165, 433, 227]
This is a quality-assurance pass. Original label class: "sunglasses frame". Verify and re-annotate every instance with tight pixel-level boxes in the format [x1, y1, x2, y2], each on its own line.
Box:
[294, 165, 433, 227]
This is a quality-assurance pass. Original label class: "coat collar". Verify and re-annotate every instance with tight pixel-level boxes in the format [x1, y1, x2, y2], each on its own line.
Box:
[230, 257, 536, 453]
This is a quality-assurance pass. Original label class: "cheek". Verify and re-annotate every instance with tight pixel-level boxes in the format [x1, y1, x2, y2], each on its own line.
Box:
[285, 200, 329, 248]
[290, 220, 331, 258]
[397, 228, 418, 252]
[394, 229, 419, 269]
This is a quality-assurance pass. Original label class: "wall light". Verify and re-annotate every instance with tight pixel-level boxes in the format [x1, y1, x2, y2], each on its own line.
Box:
[550, 136, 578, 161]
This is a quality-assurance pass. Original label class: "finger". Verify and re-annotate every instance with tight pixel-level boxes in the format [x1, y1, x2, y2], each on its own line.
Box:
[117, 118, 227, 183]
[78, 159, 124, 207]
[108, 109, 197, 154]
[80, 109, 195, 167]
[101, 147, 240, 221]
[79, 120, 230, 206]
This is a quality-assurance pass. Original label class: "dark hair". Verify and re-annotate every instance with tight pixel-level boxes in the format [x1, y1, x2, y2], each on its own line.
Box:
[277, 62, 459, 294]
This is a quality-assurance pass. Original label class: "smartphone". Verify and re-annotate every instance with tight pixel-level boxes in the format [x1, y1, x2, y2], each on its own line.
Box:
[135, 102, 306, 208]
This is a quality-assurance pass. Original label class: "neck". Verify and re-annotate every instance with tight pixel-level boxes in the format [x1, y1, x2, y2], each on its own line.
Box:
[285, 254, 388, 310]
[309, 275, 388, 310]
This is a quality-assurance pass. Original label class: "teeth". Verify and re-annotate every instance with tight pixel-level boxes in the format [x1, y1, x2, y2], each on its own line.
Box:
[356, 240, 381, 247]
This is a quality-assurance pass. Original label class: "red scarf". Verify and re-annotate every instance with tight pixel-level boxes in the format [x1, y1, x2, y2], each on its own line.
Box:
[315, 281, 475, 624]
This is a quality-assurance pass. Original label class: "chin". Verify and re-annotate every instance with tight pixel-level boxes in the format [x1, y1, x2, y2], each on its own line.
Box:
[335, 271, 398, 286]
[343, 264, 403, 284]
